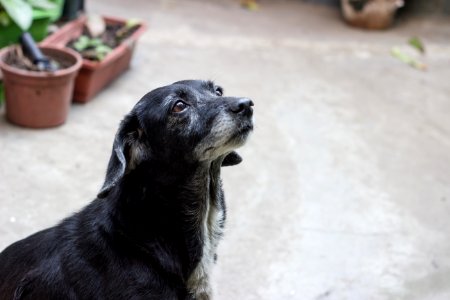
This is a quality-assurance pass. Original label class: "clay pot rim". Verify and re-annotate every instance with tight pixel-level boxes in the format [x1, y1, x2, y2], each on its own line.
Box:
[0, 45, 82, 78]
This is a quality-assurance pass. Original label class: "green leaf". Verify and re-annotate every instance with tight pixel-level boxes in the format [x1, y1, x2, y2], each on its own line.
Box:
[125, 18, 140, 29]
[0, 10, 10, 26]
[95, 45, 112, 60]
[26, 0, 56, 10]
[391, 47, 426, 71]
[95, 45, 112, 53]
[95, 44, 112, 60]
[0, 0, 32, 31]
[88, 38, 102, 47]
[73, 35, 90, 51]
[408, 37, 425, 54]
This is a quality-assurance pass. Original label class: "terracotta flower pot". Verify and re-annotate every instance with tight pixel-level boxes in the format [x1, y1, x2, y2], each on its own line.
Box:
[42, 15, 146, 103]
[341, 0, 404, 30]
[0, 46, 82, 128]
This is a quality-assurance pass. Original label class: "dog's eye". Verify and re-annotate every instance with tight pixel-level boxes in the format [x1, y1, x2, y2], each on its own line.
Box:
[172, 101, 188, 113]
[215, 87, 223, 96]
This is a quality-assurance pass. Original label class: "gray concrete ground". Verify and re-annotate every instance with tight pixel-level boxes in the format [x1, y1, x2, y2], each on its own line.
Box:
[1, 1, 450, 299]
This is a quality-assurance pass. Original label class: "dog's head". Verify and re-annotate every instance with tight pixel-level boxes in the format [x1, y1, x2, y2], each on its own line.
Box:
[98, 80, 254, 198]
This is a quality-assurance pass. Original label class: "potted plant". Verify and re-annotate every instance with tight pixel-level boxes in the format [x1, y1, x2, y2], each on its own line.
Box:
[0, 44, 82, 128]
[341, 0, 404, 30]
[42, 15, 146, 103]
[0, 0, 64, 48]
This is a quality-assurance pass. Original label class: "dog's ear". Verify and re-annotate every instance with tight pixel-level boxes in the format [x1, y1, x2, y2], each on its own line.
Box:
[222, 151, 243, 167]
[97, 113, 146, 199]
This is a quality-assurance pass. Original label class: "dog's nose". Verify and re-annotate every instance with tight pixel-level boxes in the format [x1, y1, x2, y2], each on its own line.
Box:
[230, 98, 254, 116]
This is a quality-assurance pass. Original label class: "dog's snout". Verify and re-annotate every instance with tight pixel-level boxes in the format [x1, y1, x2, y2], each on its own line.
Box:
[230, 98, 254, 116]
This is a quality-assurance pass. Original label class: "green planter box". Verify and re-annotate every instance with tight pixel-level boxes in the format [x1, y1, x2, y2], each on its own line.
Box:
[0, 0, 64, 49]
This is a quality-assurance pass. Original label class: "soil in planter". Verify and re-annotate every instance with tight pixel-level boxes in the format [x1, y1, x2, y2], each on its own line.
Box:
[66, 23, 139, 61]
[4, 47, 72, 72]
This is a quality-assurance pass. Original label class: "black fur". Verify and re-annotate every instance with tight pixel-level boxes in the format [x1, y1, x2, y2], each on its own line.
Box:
[0, 80, 254, 300]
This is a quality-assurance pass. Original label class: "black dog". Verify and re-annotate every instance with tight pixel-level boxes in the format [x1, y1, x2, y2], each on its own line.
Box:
[0, 80, 254, 300]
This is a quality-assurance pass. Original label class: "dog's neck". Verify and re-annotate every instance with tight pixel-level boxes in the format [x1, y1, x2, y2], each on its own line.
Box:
[105, 156, 224, 279]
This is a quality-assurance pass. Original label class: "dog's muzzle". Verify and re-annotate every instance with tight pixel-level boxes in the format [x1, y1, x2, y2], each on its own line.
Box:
[229, 98, 254, 118]
[228, 98, 254, 138]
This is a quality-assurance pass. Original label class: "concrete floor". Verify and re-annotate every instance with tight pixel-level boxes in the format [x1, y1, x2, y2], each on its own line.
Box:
[1, 1, 450, 299]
